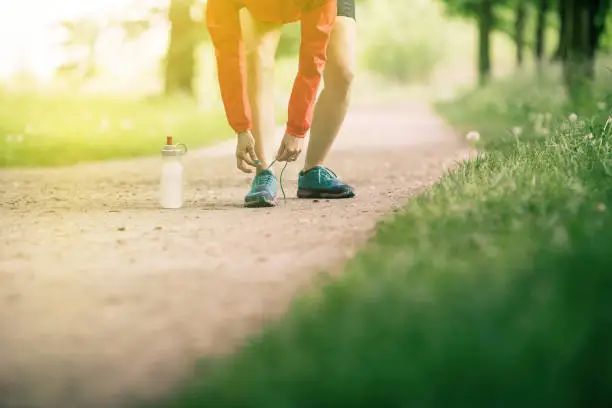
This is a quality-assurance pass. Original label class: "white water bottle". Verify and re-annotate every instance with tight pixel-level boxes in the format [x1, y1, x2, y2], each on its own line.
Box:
[160, 136, 188, 209]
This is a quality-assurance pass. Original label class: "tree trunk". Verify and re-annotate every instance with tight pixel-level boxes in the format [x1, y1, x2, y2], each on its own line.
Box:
[478, 0, 493, 86]
[553, 0, 569, 61]
[515, 0, 527, 67]
[562, 0, 598, 101]
[535, 0, 549, 67]
[588, 0, 608, 59]
[165, 0, 197, 96]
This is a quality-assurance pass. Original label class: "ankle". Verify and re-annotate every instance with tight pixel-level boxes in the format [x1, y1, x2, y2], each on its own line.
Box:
[303, 162, 323, 173]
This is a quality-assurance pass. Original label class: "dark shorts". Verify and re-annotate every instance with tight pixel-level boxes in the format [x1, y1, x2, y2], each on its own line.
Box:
[337, 0, 356, 20]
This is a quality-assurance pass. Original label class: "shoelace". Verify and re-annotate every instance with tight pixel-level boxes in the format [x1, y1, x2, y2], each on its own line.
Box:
[317, 166, 338, 184]
[265, 159, 289, 202]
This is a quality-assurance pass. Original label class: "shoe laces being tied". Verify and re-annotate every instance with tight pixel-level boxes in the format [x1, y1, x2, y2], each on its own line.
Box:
[261, 160, 289, 202]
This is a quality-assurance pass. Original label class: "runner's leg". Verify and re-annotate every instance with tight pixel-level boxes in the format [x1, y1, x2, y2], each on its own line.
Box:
[303, 1, 356, 171]
[240, 8, 283, 172]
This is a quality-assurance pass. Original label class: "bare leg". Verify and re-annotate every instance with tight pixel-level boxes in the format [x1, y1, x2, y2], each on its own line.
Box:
[303, 16, 357, 171]
[240, 9, 282, 172]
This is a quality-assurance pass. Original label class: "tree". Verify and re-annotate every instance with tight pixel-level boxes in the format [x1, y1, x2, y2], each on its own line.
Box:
[514, 0, 528, 67]
[552, 0, 568, 61]
[441, 0, 503, 86]
[589, 0, 611, 58]
[478, 0, 494, 84]
[165, 0, 209, 96]
[535, 0, 549, 67]
[165, 0, 196, 96]
[554, 0, 609, 63]
[561, 0, 610, 100]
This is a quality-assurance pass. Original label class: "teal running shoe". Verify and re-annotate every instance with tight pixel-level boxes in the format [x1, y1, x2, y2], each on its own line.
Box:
[245, 169, 278, 208]
[297, 166, 355, 199]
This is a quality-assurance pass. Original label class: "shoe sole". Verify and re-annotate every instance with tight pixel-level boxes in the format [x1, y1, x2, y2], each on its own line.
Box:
[244, 196, 277, 208]
[297, 189, 355, 199]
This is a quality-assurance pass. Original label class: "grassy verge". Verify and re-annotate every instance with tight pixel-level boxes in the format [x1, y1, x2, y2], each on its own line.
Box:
[0, 92, 232, 168]
[146, 70, 612, 407]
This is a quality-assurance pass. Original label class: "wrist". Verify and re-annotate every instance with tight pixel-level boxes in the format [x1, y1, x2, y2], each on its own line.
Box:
[285, 126, 307, 138]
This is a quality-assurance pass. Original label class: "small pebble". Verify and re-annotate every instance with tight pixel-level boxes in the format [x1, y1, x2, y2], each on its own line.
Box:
[118, 227, 126, 231]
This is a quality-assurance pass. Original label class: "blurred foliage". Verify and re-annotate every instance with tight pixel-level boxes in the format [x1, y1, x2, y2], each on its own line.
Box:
[437, 0, 611, 95]
[600, 12, 612, 50]
[55, 0, 211, 96]
[358, 0, 446, 83]
[0, 90, 229, 167]
[56, 6, 168, 80]
[276, 23, 301, 59]
[276, 0, 448, 83]
[56, 18, 106, 80]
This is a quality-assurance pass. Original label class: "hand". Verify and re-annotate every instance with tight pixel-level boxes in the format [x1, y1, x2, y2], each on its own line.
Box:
[275, 132, 304, 162]
[236, 131, 260, 173]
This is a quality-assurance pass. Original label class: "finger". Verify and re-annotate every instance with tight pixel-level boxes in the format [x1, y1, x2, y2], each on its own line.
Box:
[236, 157, 253, 173]
[247, 145, 260, 166]
[285, 149, 300, 162]
[290, 149, 302, 162]
[277, 147, 293, 162]
[239, 162, 254, 173]
[242, 154, 257, 167]
[237, 150, 257, 167]
[275, 145, 286, 161]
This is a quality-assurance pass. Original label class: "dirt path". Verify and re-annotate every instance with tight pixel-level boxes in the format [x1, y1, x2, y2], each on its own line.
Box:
[0, 100, 472, 408]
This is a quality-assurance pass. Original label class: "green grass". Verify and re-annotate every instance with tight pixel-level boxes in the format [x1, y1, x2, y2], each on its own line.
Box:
[144, 68, 612, 407]
[0, 92, 232, 167]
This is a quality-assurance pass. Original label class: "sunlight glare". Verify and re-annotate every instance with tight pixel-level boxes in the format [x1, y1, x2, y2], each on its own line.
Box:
[1, 0, 169, 85]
